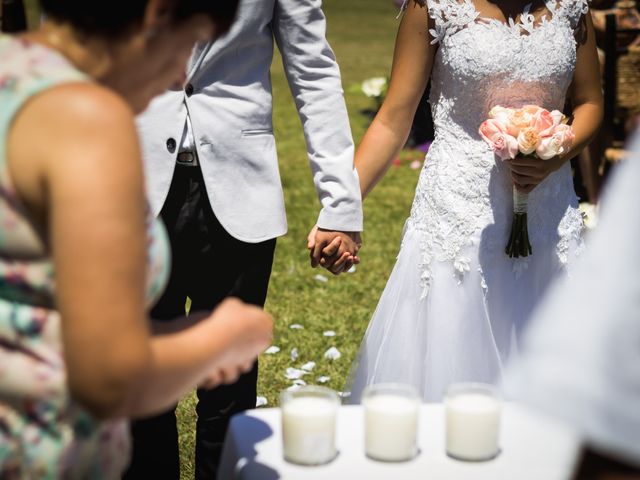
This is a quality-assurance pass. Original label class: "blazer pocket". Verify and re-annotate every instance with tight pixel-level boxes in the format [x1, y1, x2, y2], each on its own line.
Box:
[241, 128, 274, 137]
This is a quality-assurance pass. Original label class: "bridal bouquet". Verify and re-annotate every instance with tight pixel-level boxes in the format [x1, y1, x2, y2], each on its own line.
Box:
[479, 105, 575, 258]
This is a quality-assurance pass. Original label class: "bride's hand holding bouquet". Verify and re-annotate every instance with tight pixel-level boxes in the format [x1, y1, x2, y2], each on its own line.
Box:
[479, 105, 575, 258]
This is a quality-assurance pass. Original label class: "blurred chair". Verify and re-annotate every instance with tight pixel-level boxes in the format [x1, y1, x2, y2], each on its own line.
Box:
[603, 7, 640, 147]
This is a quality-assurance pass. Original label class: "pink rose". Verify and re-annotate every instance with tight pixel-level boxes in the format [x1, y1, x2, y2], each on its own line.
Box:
[517, 127, 541, 155]
[536, 124, 575, 160]
[479, 119, 518, 160]
[532, 109, 555, 134]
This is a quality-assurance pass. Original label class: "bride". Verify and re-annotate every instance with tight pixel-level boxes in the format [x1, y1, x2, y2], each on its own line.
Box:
[348, 0, 603, 402]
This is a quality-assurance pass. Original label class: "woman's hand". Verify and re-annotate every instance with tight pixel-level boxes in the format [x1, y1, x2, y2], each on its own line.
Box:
[197, 298, 273, 390]
[306, 225, 361, 275]
[507, 155, 565, 193]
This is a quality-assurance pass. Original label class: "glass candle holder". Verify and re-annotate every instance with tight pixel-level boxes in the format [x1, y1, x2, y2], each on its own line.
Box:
[280, 386, 339, 465]
[362, 383, 421, 462]
[445, 383, 502, 461]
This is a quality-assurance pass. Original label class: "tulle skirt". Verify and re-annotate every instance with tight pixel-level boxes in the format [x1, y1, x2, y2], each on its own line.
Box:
[346, 220, 577, 403]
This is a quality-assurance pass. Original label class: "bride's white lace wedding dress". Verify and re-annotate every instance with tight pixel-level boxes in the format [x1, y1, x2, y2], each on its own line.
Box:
[348, 0, 588, 402]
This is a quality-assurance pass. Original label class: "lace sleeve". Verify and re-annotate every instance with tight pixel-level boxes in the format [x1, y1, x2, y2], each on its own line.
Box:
[560, 0, 590, 31]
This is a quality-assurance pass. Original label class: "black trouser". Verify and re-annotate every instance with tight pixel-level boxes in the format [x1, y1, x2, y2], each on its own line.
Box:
[124, 163, 276, 480]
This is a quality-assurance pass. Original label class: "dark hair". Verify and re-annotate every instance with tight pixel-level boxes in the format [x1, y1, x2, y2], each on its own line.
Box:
[39, 0, 239, 37]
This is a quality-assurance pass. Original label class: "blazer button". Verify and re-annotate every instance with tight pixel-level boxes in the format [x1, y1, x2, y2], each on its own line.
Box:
[185, 83, 194, 97]
[166, 138, 176, 153]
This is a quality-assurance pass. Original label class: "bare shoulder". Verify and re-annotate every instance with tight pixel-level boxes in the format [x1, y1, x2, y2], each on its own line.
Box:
[8, 82, 143, 214]
[23, 82, 137, 144]
[11, 82, 141, 173]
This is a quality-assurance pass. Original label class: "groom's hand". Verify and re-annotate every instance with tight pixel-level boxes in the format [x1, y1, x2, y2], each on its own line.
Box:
[307, 226, 362, 275]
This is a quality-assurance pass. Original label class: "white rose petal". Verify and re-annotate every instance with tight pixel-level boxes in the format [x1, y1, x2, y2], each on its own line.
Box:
[289, 324, 304, 330]
[323, 331, 336, 337]
[314, 274, 328, 283]
[285, 367, 309, 380]
[256, 396, 268, 407]
[287, 384, 302, 392]
[290, 348, 299, 361]
[301, 361, 316, 372]
[264, 346, 280, 355]
[347, 265, 357, 274]
[317, 376, 331, 384]
[324, 347, 341, 361]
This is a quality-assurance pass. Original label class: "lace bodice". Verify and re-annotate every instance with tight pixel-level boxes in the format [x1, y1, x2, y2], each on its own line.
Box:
[404, 0, 587, 296]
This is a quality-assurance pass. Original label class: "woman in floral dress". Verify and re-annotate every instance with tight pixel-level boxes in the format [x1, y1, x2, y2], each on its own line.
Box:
[0, 1, 273, 478]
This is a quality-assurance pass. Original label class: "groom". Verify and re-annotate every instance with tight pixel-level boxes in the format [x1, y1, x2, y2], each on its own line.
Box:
[126, 0, 363, 478]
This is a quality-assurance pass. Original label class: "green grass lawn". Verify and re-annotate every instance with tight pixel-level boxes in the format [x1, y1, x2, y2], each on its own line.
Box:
[176, 0, 425, 477]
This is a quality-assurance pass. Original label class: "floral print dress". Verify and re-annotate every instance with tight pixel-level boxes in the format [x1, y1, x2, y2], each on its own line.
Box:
[0, 35, 170, 479]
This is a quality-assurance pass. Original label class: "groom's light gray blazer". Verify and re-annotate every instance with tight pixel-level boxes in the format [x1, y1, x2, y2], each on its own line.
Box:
[137, 0, 363, 243]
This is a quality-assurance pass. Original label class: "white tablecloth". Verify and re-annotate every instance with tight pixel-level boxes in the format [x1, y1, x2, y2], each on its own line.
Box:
[218, 403, 581, 480]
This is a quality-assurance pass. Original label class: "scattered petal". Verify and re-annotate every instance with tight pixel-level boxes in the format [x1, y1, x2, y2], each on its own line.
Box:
[290, 348, 299, 361]
[301, 361, 316, 372]
[347, 265, 357, 274]
[314, 274, 328, 283]
[392, 157, 401, 167]
[323, 330, 336, 337]
[324, 347, 341, 361]
[256, 396, 268, 407]
[317, 376, 331, 384]
[289, 324, 304, 330]
[287, 384, 302, 392]
[264, 346, 280, 355]
[410, 160, 422, 170]
[292, 379, 307, 386]
[285, 367, 308, 380]
[338, 391, 351, 399]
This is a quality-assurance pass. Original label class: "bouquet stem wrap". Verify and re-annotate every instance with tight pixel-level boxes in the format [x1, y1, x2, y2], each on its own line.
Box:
[505, 187, 532, 258]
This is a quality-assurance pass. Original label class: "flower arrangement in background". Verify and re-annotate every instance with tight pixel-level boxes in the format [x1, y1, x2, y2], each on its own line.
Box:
[361, 76, 388, 111]
[479, 105, 575, 258]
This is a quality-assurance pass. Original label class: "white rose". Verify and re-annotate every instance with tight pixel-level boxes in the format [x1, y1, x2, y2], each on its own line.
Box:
[362, 77, 387, 98]
[536, 136, 563, 159]
[549, 110, 566, 127]
[517, 127, 541, 155]
[489, 105, 512, 125]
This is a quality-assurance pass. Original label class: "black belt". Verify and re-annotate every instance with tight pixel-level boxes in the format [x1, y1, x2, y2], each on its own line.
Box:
[176, 151, 199, 167]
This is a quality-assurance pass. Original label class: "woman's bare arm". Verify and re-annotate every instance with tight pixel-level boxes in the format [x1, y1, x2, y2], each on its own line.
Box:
[8, 83, 271, 419]
[356, 1, 436, 199]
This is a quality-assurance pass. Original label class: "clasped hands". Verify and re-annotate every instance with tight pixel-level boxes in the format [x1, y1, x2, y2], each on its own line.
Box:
[307, 225, 362, 275]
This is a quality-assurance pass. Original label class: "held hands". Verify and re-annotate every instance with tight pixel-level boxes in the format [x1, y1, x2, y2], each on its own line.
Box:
[198, 298, 273, 390]
[507, 154, 565, 193]
[307, 226, 362, 276]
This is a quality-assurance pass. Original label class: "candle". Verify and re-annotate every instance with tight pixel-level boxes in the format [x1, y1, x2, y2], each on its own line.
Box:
[445, 384, 501, 461]
[281, 386, 339, 465]
[363, 384, 420, 462]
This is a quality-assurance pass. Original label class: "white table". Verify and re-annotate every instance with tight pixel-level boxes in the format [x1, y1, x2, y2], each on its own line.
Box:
[218, 404, 582, 480]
